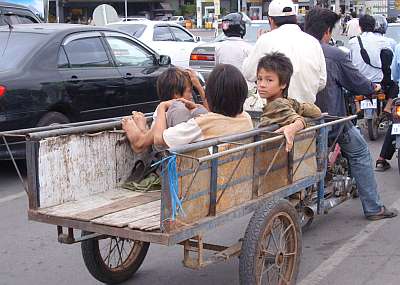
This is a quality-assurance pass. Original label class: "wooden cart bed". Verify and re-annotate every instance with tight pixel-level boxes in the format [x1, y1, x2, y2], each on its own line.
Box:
[36, 189, 161, 231]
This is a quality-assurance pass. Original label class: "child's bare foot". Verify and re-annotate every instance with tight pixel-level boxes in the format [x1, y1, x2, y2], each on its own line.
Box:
[132, 112, 148, 132]
[121, 116, 145, 153]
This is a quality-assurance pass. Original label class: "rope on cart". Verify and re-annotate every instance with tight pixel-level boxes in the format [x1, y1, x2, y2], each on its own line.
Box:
[152, 155, 185, 220]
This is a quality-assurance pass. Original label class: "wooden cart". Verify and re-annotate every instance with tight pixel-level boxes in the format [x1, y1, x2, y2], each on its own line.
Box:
[2, 115, 352, 284]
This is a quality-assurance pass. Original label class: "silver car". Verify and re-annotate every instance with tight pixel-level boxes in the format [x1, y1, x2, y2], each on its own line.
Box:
[189, 20, 270, 80]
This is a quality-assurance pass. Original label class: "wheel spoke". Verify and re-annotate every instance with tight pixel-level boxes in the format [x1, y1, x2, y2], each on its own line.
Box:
[283, 252, 296, 257]
[259, 263, 276, 284]
[115, 239, 124, 267]
[277, 270, 290, 285]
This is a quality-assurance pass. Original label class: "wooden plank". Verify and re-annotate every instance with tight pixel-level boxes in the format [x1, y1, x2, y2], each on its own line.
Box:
[128, 214, 160, 230]
[37, 189, 142, 217]
[37, 131, 142, 208]
[92, 200, 160, 227]
[72, 191, 160, 221]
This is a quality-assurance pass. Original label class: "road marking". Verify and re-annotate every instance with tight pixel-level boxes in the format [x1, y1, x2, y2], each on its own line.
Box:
[299, 198, 400, 285]
[0, 191, 26, 204]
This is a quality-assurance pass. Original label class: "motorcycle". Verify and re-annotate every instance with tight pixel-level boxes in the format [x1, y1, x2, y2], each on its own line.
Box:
[353, 92, 389, 140]
[391, 97, 400, 174]
[297, 118, 358, 229]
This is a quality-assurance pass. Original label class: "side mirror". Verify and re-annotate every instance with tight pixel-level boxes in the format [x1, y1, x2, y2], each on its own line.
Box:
[159, 55, 171, 66]
[335, 40, 344, 47]
[195, 36, 201, 42]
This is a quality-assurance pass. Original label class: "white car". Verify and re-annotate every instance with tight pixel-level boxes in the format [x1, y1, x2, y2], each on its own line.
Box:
[107, 21, 203, 68]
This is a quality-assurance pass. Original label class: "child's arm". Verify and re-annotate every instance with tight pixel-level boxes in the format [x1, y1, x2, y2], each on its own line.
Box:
[186, 69, 209, 110]
[275, 119, 305, 152]
[289, 98, 322, 118]
[153, 101, 173, 147]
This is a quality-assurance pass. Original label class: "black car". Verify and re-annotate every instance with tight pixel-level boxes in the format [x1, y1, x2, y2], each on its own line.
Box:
[0, 24, 171, 159]
[0, 2, 41, 25]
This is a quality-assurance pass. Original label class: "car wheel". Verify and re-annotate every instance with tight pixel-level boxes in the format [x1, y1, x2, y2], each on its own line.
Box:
[36, 111, 70, 127]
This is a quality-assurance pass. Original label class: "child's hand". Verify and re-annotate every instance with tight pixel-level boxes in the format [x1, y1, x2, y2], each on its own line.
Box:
[275, 125, 297, 152]
[186, 69, 202, 89]
[275, 119, 304, 152]
[159, 99, 175, 110]
[177, 98, 197, 110]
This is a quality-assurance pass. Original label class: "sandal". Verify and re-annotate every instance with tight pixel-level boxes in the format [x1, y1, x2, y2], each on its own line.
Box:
[366, 206, 398, 221]
[375, 159, 391, 172]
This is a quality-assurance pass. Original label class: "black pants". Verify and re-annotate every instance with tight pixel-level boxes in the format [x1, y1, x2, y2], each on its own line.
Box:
[379, 125, 396, 160]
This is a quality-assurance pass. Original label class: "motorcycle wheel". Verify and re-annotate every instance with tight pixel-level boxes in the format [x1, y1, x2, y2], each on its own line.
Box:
[367, 118, 379, 141]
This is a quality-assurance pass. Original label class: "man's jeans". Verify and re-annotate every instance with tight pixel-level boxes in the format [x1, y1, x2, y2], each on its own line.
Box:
[337, 126, 383, 216]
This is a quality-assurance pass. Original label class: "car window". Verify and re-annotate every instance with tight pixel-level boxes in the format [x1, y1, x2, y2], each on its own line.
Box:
[3, 15, 20, 25]
[17, 15, 37, 24]
[63, 37, 111, 68]
[153, 26, 173, 41]
[57, 47, 69, 68]
[170, 26, 194, 42]
[106, 37, 154, 67]
[0, 32, 46, 70]
[108, 24, 146, 38]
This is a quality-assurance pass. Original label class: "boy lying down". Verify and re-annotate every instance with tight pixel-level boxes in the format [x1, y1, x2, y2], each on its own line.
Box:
[122, 64, 253, 149]
[255, 52, 322, 151]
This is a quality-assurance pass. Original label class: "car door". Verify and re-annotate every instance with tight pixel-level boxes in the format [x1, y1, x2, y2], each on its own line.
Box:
[103, 32, 161, 113]
[58, 32, 126, 121]
[169, 25, 199, 68]
[151, 25, 181, 66]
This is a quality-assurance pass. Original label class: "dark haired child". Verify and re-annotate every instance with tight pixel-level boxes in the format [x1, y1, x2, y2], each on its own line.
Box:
[122, 67, 207, 152]
[152, 64, 253, 148]
[257, 52, 321, 151]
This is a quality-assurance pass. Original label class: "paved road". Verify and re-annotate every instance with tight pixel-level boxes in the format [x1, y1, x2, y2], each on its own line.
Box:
[0, 131, 399, 285]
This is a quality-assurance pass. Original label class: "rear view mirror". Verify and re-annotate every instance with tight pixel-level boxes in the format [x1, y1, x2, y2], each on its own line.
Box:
[195, 36, 201, 42]
[159, 55, 171, 66]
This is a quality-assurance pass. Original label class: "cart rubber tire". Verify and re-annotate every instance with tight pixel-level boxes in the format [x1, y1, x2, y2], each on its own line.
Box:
[81, 231, 150, 284]
[36, 111, 70, 127]
[239, 199, 301, 285]
[367, 118, 379, 141]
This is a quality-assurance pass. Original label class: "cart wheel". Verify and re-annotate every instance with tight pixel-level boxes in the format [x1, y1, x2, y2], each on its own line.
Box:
[81, 231, 149, 284]
[239, 200, 301, 285]
[367, 118, 379, 141]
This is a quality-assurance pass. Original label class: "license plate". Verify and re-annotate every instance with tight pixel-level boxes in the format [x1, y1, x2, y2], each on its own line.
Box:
[392, 123, 400, 135]
[360, 99, 377, 109]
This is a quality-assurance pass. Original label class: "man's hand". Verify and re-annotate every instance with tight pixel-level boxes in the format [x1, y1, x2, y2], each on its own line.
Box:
[373, 83, 381, 93]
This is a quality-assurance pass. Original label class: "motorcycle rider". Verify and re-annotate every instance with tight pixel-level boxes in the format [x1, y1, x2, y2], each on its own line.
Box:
[215, 12, 252, 73]
[305, 7, 397, 220]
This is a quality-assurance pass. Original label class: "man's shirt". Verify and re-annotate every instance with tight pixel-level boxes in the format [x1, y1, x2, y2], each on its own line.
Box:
[316, 43, 374, 137]
[242, 24, 326, 103]
[215, 37, 252, 72]
[346, 18, 361, 38]
[349, 32, 392, 83]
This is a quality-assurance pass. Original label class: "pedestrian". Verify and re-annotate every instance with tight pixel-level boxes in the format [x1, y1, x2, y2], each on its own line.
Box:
[242, 0, 326, 103]
[345, 11, 361, 39]
[304, 7, 397, 220]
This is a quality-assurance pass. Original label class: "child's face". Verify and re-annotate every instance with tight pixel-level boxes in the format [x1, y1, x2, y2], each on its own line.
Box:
[256, 68, 286, 101]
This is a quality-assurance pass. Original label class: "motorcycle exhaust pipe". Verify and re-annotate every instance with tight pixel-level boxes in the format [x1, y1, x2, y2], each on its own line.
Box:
[304, 196, 348, 218]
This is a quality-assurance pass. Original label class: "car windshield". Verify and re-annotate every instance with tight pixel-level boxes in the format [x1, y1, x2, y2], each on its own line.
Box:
[109, 24, 146, 38]
[214, 22, 270, 43]
[171, 16, 180, 21]
[386, 25, 400, 43]
[0, 31, 46, 70]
